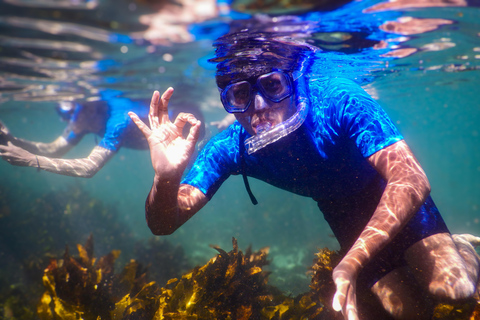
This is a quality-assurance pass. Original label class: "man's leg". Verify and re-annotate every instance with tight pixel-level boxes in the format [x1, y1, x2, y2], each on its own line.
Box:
[371, 266, 434, 320]
[405, 232, 479, 300]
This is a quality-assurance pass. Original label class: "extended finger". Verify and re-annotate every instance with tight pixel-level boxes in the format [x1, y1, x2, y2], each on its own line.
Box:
[159, 87, 174, 124]
[149, 91, 161, 129]
[129, 112, 152, 138]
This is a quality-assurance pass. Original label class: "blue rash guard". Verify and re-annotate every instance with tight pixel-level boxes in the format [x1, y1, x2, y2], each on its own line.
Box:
[182, 76, 449, 287]
[62, 98, 150, 152]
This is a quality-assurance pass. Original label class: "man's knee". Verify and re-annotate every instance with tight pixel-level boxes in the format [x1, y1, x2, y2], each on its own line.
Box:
[428, 272, 476, 300]
[406, 233, 478, 301]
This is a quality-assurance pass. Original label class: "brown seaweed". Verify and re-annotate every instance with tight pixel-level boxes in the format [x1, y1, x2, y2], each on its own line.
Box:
[34, 235, 480, 320]
[37, 234, 160, 320]
[155, 237, 272, 319]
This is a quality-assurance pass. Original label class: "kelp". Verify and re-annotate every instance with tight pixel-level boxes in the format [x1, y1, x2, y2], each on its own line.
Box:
[36, 236, 480, 320]
[36, 237, 327, 320]
[37, 234, 160, 320]
[155, 237, 272, 319]
[308, 247, 344, 320]
[0, 183, 193, 319]
[432, 301, 480, 320]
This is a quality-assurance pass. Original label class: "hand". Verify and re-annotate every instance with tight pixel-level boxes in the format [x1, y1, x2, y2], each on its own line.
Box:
[0, 141, 36, 167]
[332, 261, 359, 320]
[128, 88, 201, 181]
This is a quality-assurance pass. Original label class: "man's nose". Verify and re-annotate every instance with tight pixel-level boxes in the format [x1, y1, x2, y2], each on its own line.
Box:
[254, 93, 268, 111]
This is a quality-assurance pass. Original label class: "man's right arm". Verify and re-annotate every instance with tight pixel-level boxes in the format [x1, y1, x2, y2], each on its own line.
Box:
[145, 181, 208, 235]
[128, 88, 204, 236]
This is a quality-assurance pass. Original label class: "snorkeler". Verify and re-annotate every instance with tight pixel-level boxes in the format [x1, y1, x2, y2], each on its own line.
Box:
[129, 30, 480, 320]
[0, 91, 205, 178]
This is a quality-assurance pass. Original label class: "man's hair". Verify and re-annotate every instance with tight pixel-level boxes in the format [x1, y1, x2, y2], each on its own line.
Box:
[209, 17, 316, 89]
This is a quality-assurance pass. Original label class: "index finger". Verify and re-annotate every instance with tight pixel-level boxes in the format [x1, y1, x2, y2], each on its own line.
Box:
[159, 87, 174, 124]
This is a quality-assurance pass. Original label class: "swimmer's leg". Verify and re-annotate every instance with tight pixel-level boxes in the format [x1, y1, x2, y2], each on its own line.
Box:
[371, 266, 434, 320]
[405, 232, 480, 301]
[452, 233, 480, 296]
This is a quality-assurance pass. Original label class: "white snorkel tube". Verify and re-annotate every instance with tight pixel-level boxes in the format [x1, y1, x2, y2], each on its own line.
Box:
[244, 54, 312, 154]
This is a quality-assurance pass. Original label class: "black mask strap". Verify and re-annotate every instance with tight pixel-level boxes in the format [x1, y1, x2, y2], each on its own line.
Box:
[239, 129, 258, 205]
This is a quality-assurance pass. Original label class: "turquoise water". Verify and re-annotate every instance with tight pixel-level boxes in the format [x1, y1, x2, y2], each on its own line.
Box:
[0, 0, 479, 307]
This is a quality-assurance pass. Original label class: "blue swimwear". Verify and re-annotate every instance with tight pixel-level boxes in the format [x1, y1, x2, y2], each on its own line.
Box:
[62, 97, 205, 152]
[183, 76, 449, 288]
[63, 98, 149, 152]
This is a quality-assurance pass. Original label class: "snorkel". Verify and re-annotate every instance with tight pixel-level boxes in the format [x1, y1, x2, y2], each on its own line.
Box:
[56, 101, 78, 122]
[244, 52, 313, 154]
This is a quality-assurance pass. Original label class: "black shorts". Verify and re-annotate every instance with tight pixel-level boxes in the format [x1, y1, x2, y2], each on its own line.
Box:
[317, 176, 450, 289]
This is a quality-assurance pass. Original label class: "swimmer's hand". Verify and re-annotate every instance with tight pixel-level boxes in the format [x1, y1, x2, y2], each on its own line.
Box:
[128, 88, 201, 181]
[0, 142, 36, 167]
[332, 261, 359, 320]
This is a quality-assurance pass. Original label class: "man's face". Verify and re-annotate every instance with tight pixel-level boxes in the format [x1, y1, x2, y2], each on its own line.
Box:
[234, 92, 296, 135]
[221, 70, 296, 136]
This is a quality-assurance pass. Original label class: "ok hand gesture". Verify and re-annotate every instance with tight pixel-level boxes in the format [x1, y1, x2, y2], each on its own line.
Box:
[128, 88, 201, 181]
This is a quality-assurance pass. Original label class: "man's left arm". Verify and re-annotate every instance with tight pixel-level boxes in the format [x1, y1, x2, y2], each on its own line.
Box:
[332, 140, 431, 319]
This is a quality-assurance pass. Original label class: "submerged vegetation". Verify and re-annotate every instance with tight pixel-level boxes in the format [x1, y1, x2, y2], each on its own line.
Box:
[1, 184, 480, 319]
[33, 238, 480, 320]
[36, 236, 325, 320]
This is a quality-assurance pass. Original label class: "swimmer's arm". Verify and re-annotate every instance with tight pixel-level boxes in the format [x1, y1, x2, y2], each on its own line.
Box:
[1, 120, 74, 157]
[35, 145, 114, 177]
[0, 143, 114, 178]
[145, 180, 208, 235]
[9, 136, 74, 157]
[332, 140, 430, 317]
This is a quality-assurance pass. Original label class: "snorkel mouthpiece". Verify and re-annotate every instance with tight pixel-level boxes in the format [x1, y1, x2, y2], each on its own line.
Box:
[256, 122, 272, 134]
[244, 53, 312, 154]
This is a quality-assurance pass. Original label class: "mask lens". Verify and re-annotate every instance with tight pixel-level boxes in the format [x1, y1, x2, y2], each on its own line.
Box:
[223, 81, 252, 113]
[258, 72, 292, 102]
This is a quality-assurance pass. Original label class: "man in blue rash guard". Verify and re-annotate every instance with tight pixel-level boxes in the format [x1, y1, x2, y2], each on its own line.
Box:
[0, 92, 204, 178]
[128, 31, 480, 320]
